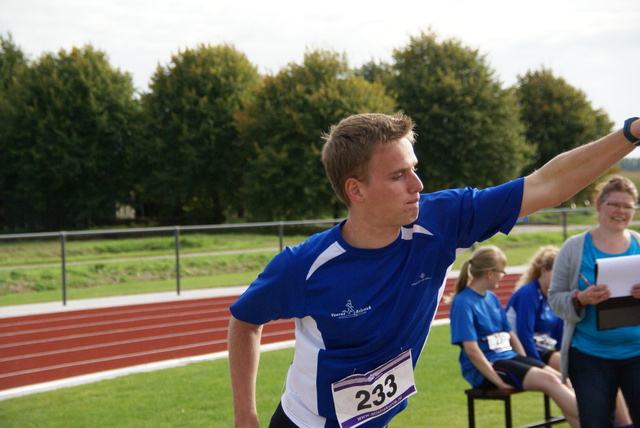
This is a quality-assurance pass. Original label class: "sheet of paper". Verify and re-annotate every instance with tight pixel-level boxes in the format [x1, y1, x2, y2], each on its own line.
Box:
[596, 254, 640, 298]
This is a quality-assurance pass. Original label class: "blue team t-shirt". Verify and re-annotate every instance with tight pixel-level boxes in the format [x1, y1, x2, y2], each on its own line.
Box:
[230, 178, 524, 427]
[450, 287, 519, 388]
[505, 280, 564, 362]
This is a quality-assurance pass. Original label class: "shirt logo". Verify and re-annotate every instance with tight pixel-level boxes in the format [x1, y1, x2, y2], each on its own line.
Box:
[331, 299, 371, 319]
[411, 273, 431, 286]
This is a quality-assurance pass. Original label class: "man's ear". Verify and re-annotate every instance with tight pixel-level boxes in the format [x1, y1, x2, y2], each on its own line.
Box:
[345, 177, 365, 203]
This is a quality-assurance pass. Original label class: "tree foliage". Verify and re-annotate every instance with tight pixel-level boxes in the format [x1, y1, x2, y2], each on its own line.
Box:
[0, 33, 27, 93]
[0, 33, 29, 227]
[515, 67, 614, 174]
[515, 67, 615, 205]
[389, 31, 532, 191]
[139, 44, 260, 224]
[0, 44, 139, 230]
[235, 49, 397, 220]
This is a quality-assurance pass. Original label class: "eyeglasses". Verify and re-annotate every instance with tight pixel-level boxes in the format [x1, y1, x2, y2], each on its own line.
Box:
[603, 201, 637, 212]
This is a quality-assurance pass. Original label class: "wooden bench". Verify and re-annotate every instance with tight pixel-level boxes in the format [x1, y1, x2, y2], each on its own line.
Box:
[465, 388, 566, 428]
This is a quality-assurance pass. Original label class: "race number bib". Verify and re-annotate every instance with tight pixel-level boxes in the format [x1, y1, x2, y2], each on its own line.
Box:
[331, 350, 417, 428]
[486, 332, 512, 353]
[533, 333, 557, 351]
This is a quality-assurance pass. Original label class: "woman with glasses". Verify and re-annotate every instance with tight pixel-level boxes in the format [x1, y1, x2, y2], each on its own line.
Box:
[449, 245, 579, 427]
[549, 175, 640, 428]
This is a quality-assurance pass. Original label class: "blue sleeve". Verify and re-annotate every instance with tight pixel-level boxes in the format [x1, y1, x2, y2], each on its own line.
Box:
[420, 178, 524, 251]
[511, 285, 542, 361]
[459, 178, 524, 247]
[230, 246, 307, 324]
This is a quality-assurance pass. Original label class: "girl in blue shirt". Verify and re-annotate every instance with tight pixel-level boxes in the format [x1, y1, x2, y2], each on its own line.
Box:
[450, 245, 579, 428]
[506, 246, 563, 368]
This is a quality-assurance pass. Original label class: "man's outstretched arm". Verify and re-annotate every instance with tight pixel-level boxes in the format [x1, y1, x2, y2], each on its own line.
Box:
[521, 118, 639, 217]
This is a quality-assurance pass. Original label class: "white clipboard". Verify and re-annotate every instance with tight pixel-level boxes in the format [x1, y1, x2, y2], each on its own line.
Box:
[595, 254, 640, 330]
[595, 254, 640, 298]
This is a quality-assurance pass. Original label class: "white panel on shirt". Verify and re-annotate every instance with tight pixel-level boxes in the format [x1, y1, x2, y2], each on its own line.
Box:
[282, 316, 327, 427]
[400, 224, 433, 240]
[307, 242, 345, 280]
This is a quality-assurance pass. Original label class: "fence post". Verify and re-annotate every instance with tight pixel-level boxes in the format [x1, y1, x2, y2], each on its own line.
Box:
[278, 222, 284, 252]
[562, 211, 568, 242]
[174, 227, 181, 295]
[60, 232, 67, 306]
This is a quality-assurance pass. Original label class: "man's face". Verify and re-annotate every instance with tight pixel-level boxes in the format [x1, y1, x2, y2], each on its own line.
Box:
[358, 137, 424, 228]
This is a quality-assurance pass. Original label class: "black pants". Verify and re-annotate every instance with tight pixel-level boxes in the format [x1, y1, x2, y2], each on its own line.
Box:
[269, 402, 299, 428]
[269, 402, 390, 427]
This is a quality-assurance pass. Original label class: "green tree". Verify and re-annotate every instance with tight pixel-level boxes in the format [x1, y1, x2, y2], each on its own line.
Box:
[236, 49, 397, 221]
[139, 44, 260, 224]
[0, 33, 29, 229]
[356, 60, 395, 88]
[0, 33, 27, 93]
[515, 67, 614, 174]
[0, 45, 140, 230]
[389, 31, 532, 192]
[515, 68, 615, 206]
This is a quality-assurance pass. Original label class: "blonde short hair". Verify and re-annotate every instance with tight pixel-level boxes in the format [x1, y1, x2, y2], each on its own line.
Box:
[321, 113, 416, 205]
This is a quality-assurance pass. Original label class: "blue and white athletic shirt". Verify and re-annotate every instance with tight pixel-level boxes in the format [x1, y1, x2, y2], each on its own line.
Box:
[230, 178, 523, 428]
[450, 287, 519, 388]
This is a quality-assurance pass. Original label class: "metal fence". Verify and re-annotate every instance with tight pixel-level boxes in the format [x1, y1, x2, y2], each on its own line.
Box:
[0, 207, 633, 306]
[0, 219, 340, 305]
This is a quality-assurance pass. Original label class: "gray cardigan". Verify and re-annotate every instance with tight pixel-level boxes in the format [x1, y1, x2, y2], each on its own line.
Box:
[548, 230, 640, 381]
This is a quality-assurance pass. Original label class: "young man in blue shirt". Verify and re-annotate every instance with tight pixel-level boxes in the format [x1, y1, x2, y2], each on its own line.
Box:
[228, 113, 640, 428]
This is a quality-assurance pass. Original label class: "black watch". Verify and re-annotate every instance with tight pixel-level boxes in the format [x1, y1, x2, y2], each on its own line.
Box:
[623, 117, 640, 146]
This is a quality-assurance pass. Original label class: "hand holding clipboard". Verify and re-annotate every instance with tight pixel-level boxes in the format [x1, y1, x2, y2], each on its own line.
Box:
[577, 273, 611, 306]
[593, 254, 640, 330]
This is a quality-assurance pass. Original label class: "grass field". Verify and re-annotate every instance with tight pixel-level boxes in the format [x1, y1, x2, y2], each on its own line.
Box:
[0, 324, 570, 427]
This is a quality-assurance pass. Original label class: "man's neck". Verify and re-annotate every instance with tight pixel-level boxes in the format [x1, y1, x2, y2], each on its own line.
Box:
[340, 217, 401, 249]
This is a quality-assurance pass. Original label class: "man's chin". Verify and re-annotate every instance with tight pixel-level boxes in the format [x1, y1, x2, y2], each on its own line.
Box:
[403, 209, 419, 225]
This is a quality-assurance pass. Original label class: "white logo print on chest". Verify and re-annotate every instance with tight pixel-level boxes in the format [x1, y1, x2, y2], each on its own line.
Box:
[412, 272, 432, 286]
[331, 299, 372, 319]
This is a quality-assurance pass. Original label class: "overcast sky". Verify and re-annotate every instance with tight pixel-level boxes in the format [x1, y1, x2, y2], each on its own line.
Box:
[1, 0, 639, 155]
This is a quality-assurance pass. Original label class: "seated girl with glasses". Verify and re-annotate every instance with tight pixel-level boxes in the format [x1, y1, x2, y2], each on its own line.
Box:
[448, 245, 580, 428]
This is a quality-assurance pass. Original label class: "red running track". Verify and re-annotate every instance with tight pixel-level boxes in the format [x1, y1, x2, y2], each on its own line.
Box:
[0, 274, 518, 392]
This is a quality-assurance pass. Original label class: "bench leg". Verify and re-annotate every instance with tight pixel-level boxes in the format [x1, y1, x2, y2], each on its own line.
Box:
[468, 394, 476, 428]
[504, 396, 513, 428]
[543, 394, 551, 427]
[466, 391, 564, 428]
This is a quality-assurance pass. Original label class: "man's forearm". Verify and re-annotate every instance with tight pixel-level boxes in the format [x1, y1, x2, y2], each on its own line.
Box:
[228, 315, 263, 427]
[521, 122, 638, 217]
